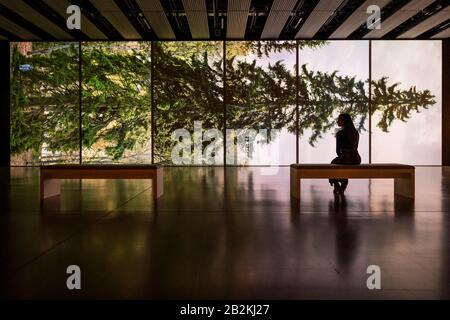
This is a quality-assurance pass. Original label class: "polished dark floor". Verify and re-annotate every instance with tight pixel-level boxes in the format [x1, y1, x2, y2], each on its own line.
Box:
[1, 166, 450, 299]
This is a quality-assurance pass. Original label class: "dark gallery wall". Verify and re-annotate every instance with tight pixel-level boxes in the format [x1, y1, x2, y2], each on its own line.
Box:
[444, 40, 450, 166]
[0, 41, 10, 213]
[0, 41, 10, 167]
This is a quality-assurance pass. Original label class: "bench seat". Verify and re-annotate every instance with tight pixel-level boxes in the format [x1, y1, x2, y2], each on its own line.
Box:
[290, 164, 415, 199]
[40, 164, 164, 203]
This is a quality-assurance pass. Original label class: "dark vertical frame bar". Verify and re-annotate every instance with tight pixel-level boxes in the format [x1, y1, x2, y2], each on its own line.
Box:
[0, 41, 10, 167]
[296, 40, 299, 164]
[443, 40, 450, 166]
[223, 41, 227, 204]
[78, 42, 82, 164]
[223, 40, 227, 166]
[369, 40, 372, 164]
[0, 41, 10, 212]
[151, 41, 155, 164]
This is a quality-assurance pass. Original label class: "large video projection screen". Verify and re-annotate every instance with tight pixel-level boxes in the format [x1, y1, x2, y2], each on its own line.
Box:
[9, 40, 443, 166]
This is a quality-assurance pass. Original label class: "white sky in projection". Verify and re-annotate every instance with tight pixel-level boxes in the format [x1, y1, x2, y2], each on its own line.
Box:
[298, 41, 369, 164]
[371, 41, 442, 165]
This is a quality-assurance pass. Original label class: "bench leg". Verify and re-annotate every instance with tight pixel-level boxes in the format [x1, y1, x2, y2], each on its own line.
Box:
[40, 178, 61, 200]
[394, 175, 415, 199]
[290, 168, 301, 199]
[153, 167, 164, 199]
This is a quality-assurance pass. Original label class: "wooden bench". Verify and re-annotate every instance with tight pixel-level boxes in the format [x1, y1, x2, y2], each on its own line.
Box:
[290, 164, 415, 199]
[40, 165, 164, 203]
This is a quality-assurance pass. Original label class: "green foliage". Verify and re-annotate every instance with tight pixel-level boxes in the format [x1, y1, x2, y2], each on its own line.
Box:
[154, 42, 223, 161]
[81, 42, 151, 161]
[371, 77, 435, 132]
[10, 43, 79, 160]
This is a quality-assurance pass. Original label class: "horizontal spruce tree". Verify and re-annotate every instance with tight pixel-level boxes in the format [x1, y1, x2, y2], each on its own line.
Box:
[10, 41, 436, 163]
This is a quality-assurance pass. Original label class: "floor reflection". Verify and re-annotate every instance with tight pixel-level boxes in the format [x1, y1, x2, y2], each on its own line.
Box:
[329, 194, 358, 277]
[1, 166, 449, 299]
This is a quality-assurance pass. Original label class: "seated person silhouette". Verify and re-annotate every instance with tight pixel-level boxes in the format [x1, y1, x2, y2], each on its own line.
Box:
[330, 113, 361, 194]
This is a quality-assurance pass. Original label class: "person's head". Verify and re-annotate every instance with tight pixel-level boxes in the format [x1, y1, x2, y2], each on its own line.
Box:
[337, 113, 355, 129]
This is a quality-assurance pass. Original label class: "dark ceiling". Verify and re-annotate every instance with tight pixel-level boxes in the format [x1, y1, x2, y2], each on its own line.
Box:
[0, 0, 448, 41]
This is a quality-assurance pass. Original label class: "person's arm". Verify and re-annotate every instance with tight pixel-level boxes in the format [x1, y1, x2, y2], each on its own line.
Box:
[336, 131, 342, 156]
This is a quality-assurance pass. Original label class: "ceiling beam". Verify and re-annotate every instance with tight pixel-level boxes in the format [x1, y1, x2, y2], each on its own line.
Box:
[69, 0, 124, 40]
[261, 0, 297, 39]
[418, 18, 450, 38]
[89, 0, 141, 39]
[158, 0, 191, 39]
[44, 0, 107, 40]
[315, 0, 365, 39]
[397, 3, 450, 38]
[182, 0, 210, 39]
[244, 0, 273, 40]
[279, 0, 320, 39]
[432, 23, 450, 37]
[136, 0, 176, 39]
[0, 25, 23, 41]
[23, 0, 90, 40]
[348, 0, 410, 39]
[0, 15, 39, 40]
[329, 0, 391, 39]
[1, 0, 72, 39]
[113, 0, 157, 39]
[295, 0, 346, 38]
[0, 3, 56, 40]
[227, 0, 251, 39]
[206, 0, 227, 39]
[364, 0, 436, 38]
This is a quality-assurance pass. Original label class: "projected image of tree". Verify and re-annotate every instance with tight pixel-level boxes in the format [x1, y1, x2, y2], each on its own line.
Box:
[153, 41, 224, 163]
[81, 42, 151, 163]
[10, 42, 80, 165]
[226, 41, 297, 165]
[10, 41, 438, 165]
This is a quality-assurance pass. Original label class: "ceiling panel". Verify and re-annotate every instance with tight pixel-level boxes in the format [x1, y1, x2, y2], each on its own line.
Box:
[0, 0, 448, 40]
[0, 15, 40, 40]
[261, 0, 297, 39]
[43, 0, 107, 39]
[136, 0, 175, 39]
[432, 26, 450, 38]
[90, 0, 141, 39]
[227, 0, 251, 39]
[2, 0, 73, 39]
[182, 0, 209, 39]
[364, 0, 436, 38]
[398, 6, 450, 38]
[330, 0, 391, 38]
[296, 0, 346, 38]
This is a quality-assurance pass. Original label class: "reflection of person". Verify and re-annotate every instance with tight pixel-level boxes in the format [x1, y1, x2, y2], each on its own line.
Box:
[330, 113, 361, 194]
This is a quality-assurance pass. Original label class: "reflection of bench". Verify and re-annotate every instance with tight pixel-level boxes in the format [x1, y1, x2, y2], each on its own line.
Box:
[40, 165, 164, 203]
[290, 164, 415, 199]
